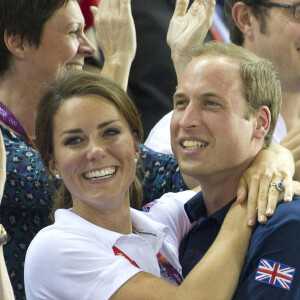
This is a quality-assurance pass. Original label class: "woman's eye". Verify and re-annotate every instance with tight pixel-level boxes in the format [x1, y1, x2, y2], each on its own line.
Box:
[104, 128, 120, 137]
[70, 29, 79, 36]
[64, 137, 82, 146]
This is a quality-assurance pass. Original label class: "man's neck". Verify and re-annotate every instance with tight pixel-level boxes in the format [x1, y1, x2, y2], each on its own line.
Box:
[200, 177, 239, 217]
[197, 161, 254, 216]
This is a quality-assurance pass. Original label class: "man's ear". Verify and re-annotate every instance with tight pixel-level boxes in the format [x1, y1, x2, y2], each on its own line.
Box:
[253, 106, 271, 140]
[232, 2, 256, 42]
[4, 30, 28, 59]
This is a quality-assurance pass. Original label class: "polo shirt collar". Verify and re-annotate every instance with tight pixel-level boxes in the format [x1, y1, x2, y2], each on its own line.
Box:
[54, 208, 167, 255]
[184, 191, 236, 225]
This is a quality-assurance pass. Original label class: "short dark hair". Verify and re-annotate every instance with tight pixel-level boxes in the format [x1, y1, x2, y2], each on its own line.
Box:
[36, 71, 144, 214]
[0, 0, 70, 75]
[191, 41, 282, 148]
[224, 0, 270, 45]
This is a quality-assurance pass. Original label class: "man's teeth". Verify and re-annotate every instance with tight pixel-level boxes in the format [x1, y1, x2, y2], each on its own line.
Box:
[183, 140, 208, 151]
[64, 64, 82, 71]
[84, 167, 116, 180]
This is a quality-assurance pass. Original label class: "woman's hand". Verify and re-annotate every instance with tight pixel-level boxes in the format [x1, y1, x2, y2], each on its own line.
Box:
[167, 0, 215, 81]
[237, 143, 294, 226]
[91, 0, 136, 90]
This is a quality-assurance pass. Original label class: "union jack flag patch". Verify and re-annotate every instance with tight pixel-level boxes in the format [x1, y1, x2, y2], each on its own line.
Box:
[141, 201, 158, 212]
[255, 258, 296, 291]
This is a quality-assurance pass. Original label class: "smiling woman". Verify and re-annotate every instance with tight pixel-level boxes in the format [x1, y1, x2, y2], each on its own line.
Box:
[35, 71, 144, 216]
[24, 70, 253, 300]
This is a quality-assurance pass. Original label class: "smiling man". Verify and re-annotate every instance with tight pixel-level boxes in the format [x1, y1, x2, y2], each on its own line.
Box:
[173, 41, 300, 299]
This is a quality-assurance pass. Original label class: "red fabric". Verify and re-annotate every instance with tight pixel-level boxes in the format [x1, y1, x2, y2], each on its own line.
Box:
[79, 0, 100, 30]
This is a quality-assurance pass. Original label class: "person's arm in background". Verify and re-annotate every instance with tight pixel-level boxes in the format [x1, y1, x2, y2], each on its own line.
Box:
[167, 0, 214, 82]
[91, 0, 136, 91]
[0, 129, 14, 300]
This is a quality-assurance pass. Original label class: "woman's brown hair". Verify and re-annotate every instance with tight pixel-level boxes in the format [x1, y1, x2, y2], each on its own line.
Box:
[35, 71, 144, 218]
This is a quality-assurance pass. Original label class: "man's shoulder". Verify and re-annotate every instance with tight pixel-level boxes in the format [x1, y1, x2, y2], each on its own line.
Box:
[235, 197, 300, 299]
[248, 196, 300, 249]
[269, 196, 300, 220]
[254, 196, 300, 233]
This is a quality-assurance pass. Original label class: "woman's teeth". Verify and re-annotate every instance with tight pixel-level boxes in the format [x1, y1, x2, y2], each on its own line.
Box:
[84, 167, 116, 180]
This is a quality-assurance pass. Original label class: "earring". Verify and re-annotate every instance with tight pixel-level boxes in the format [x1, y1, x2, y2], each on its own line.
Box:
[135, 158, 138, 164]
[55, 174, 60, 179]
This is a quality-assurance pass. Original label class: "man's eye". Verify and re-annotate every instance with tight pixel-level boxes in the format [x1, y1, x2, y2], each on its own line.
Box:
[206, 100, 219, 107]
[174, 100, 187, 108]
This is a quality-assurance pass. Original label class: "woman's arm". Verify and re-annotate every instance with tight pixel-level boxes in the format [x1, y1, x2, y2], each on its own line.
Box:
[111, 201, 250, 300]
[0, 129, 14, 300]
[91, 0, 136, 91]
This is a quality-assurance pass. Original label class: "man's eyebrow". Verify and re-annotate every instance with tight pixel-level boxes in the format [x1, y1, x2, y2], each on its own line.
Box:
[173, 91, 187, 99]
[174, 91, 221, 99]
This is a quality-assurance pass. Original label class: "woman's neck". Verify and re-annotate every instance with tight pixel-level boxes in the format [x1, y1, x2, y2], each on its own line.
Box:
[72, 196, 133, 235]
[0, 76, 40, 138]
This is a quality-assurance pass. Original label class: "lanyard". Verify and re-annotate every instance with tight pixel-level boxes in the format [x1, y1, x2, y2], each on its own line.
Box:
[0, 101, 38, 151]
[157, 252, 183, 285]
[112, 246, 183, 285]
[112, 246, 140, 268]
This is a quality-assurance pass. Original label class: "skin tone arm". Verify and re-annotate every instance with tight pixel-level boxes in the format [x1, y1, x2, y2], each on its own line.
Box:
[0, 129, 14, 300]
[91, 0, 136, 91]
[167, 0, 215, 82]
[111, 201, 251, 300]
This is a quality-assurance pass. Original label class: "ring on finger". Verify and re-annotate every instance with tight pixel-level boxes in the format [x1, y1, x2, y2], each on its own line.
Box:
[203, 1, 207, 5]
[270, 182, 284, 192]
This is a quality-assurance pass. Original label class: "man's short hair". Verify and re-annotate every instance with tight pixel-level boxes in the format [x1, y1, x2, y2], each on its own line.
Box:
[0, 0, 71, 75]
[191, 41, 281, 148]
[224, 0, 270, 45]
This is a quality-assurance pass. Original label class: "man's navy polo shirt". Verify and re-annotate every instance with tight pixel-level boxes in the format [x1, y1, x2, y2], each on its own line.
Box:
[179, 192, 300, 299]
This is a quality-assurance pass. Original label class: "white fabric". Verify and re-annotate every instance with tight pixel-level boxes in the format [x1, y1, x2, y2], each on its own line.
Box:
[145, 111, 287, 154]
[24, 190, 196, 300]
[145, 111, 173, 154]
[272, 113, 287, 144]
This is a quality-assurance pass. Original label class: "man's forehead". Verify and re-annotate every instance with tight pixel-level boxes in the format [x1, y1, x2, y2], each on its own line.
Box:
[189, 55, 239, 73]
[177, 56, 241, 91]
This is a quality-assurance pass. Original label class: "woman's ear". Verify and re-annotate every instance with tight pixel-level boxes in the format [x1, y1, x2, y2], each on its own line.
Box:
[48, 156, 60, 178]
[132, 132, 140, 159]
[253, 106, 271, 140]
[232, 2, 256, 42]
[4, 30, 28, 59]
